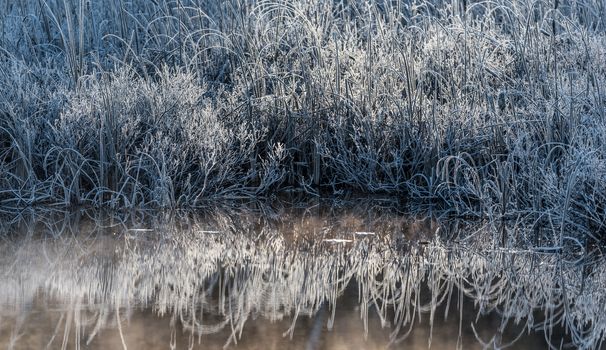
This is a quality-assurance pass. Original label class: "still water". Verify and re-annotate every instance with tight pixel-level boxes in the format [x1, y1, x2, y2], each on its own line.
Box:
[0, 203, 603, 349]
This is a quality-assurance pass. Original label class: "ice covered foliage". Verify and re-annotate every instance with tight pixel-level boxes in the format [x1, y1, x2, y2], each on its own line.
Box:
[0, 0, 605, 244]
[51, 68, 273, 206]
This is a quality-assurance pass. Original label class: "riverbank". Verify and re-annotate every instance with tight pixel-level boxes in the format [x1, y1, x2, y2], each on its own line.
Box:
[1, 0, 605, 244]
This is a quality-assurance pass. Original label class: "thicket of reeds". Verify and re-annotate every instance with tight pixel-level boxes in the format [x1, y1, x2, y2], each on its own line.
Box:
[1, 0, 605, 242]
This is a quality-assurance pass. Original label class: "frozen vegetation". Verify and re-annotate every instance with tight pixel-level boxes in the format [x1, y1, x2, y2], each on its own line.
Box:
[1, 1, 606, 243]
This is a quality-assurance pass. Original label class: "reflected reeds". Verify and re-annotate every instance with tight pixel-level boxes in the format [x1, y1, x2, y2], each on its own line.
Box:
[0, 205, 603, 349]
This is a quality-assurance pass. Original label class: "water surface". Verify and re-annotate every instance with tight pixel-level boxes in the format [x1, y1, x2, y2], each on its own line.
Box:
[0, 204, 602, 349]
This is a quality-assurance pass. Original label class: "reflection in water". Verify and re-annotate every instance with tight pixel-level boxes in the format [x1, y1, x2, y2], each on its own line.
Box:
[0, 204, 603, 349]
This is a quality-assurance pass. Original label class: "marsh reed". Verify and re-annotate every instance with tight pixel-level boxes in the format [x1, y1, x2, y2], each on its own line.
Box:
[0, 0, 605, 244]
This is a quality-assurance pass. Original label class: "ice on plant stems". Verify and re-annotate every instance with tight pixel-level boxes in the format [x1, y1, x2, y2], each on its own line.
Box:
[0, 1, 605, 247]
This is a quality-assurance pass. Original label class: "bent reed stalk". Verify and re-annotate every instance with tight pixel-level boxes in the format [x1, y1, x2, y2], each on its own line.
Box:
[0, 0, 605, 245]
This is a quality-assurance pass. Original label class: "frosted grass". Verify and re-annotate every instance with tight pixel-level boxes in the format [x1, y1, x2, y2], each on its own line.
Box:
[0, 1, 605, 246]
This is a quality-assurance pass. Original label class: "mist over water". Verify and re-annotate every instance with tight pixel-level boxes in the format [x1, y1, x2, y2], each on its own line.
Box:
[0, 204, 603, 349]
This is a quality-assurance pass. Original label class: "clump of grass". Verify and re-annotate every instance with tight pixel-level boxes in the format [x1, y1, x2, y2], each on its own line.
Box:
[1, 0, 605, 244]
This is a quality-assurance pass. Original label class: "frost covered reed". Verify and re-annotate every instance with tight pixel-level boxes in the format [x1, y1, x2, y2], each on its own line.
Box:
[0, 0, 605, 242]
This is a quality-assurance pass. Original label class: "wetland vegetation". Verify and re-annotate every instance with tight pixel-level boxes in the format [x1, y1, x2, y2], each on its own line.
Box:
[0, 0, 605, 245]
[1, 0, 606, 348]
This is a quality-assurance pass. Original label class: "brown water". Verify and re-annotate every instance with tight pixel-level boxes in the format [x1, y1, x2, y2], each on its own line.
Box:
[0, 204, 603, 349]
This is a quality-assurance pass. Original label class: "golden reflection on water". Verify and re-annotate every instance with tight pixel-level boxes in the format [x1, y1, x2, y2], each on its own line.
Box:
[0, 204, 601, 349]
